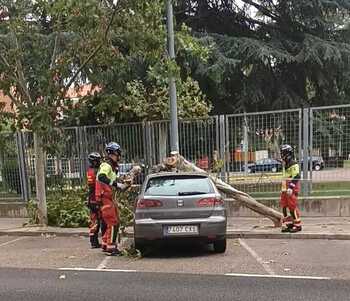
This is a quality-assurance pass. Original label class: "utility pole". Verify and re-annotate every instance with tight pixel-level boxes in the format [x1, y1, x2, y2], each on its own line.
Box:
[166, 0, 179, 152]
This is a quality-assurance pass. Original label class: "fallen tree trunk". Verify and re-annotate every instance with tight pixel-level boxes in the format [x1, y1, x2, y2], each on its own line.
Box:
[180, 157, 283, 227]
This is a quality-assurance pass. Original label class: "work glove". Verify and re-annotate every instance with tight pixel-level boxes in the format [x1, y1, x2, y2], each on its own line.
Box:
[121, 175, 133, 186]
[113, 181, 130, 192]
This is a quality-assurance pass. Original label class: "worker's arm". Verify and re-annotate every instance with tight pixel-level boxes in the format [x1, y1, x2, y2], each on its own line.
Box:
[98, 163, 129, 191]
[289, 164, 300, 188]
[97, 163, 114, 186]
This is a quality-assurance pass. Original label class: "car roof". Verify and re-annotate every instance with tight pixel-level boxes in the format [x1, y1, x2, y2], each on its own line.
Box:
[146, 171, 209, 180]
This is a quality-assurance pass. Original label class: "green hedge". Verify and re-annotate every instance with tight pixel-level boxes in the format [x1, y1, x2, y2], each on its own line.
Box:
[27, 187, 138, 228]
[27, 189, 89, 227]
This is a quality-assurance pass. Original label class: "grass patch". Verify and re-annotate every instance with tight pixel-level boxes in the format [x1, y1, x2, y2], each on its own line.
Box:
[236, 181, 350, 198]
[312, 181, 350, 191]
[250, 190, 350, 199]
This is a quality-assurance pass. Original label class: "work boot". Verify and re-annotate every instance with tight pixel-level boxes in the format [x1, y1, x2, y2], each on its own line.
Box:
[289, 225, 302, 233]
[281, 224, 293, 233]
[106, 248, 122, 256]
[90, 236, 101, 249]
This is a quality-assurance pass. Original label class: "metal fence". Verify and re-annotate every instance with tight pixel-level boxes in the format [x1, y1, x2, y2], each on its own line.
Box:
[0, 132, 22, 200]
[225, 109, 303, 195]
[2, 104, 350, 201]
[310, 105, 350, 187]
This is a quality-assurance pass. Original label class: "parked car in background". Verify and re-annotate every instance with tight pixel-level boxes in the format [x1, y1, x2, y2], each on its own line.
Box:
[299, 156, 325, 171]
[246, 158, 282, 173]
[134, 172, 227, 253]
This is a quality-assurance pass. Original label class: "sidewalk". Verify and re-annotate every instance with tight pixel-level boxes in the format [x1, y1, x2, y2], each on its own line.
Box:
[1, 217, 350, 239]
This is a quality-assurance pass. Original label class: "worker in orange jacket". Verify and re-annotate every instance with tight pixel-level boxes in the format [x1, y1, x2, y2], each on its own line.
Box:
[86, 152, 103, 248]
[95, 142, 130, 256]
[280, 144, 302, 233]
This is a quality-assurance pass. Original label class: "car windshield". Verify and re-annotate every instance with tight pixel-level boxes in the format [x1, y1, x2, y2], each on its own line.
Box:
[144, 176, 214, 196]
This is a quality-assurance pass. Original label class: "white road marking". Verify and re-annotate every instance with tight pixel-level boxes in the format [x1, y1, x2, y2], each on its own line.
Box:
[59, 267, 138, 273]
[0, 237, 26, 248]
[238, 238, 275, 276]
[225, 273, 330, 280]
[96, 256, 111, 270]
[58, 268, 330, 280]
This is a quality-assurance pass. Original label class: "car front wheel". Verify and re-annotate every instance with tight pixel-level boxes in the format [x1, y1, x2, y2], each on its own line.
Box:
[271, 167, 277, 173]
[213, 239, 227, 253]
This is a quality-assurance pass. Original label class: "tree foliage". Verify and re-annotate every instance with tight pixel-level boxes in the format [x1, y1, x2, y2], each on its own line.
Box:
[0, 0, 212, 133]
[68, 2, 211, 125]
[175, 0, 350, 113]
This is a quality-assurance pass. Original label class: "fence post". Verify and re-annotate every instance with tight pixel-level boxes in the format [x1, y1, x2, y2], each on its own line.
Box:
[243, 112, 249, 177]
[309, 108, 313, 193]
[144, 121, 153, 170]
[302, 108, 311, 196]
[16, 132, 30, 202]
[77, 126, 87, 185]
[219, 115, 226, 181]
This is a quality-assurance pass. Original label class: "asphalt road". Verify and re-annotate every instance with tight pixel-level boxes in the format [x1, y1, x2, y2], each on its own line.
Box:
[1, 236, 350, 279]
[0, 268, 349, 301]
[1, 235, 350, 300]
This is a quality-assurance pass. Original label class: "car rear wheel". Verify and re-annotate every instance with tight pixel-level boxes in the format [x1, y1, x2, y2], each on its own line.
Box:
[314, 164, 321, 171]
[213, 239, 227, 253]
[271, 167, 277, 173]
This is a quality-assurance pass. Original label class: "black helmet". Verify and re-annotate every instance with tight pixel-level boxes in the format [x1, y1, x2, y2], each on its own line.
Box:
[280, 144, 294, 162]
[105, 142, 122, 156]
[88, 152, 101, 166]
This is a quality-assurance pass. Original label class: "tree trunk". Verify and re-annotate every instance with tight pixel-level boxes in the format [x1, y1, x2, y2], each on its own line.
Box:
[181, 157, 283, 227]
[34, 132, 47, 226]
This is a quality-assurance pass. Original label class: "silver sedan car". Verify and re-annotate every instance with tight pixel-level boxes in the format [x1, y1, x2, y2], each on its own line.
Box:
[134, 172, 227, 253]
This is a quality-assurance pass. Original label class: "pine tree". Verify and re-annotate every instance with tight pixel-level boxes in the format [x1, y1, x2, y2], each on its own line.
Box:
[175, 0, 350, 112]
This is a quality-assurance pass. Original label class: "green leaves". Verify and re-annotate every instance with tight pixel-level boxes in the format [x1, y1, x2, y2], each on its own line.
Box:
[174, 0, 350, 112]
[27, 189, 89, 227]
[123, 74, 210, 121]
[0, 0, 212, 131]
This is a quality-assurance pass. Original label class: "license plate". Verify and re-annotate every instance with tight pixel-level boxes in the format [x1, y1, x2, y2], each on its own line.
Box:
[166, 225, 199, 235]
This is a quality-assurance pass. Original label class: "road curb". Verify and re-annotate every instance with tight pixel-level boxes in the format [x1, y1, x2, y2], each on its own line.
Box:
[1, 229, 350, 240]
[226, 231, 350, 240]
[0, 230, 89, 237]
